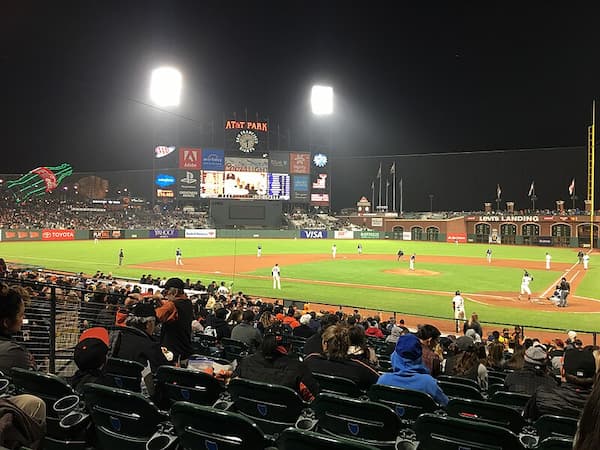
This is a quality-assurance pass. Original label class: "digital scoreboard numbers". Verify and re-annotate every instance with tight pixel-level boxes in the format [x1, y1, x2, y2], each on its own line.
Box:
[268, 173, 290, 200]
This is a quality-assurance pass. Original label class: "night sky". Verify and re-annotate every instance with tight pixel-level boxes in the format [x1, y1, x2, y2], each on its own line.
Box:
[2, 2, 599, 211]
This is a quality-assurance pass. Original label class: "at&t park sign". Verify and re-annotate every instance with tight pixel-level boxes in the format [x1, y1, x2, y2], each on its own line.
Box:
[477, 215, 539, 222]
[224, 120, 268, 132]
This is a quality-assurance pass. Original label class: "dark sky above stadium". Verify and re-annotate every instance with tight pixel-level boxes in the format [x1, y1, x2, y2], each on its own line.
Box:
[2, 2, 599, 211]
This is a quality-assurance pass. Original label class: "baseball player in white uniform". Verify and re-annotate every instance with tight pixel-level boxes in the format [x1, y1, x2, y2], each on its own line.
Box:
[583, 253, 590, 269]
[486, 248, 492, 264]
[545, 252, 551, 270]
[409, 253, 416, 271]
[331, 244, 337, 259]
[272, 263, 281, 289]
[175, 248, 183, 265]
[257, 245, 262, 258]
[452, 290, 465, 333]
[519, 270, 533, 301]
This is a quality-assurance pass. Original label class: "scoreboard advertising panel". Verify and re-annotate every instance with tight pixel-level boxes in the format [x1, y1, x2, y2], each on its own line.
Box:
[310, 152, 330, 206]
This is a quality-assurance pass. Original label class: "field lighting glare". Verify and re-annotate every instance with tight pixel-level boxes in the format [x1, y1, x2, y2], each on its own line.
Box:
[150, 67, 182, 107]
[311, 85, 333, 115]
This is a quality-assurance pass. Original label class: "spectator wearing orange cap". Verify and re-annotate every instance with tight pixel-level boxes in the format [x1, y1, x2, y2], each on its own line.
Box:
[70, 327, 109, 393]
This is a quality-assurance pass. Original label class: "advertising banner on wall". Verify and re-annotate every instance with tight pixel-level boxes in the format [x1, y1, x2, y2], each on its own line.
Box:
[403, 231, 412, 241]
[446, 233, 467, 243]
[202, 149, 225, 171]
[334, 230, 354, 239]
[358, 231, 381, 239]
[185, 229, 216, 238]
[2, 230, 41, 241]
[90, 230, 124, 239]
[371, 217, 383, 227]
[177, 170, 200, 199]
[200, 171, 224, 198]
[310, 193, 330, 205]
[42, 229, 75, 241]
[291, 175, 309, 202]
[224, 157, 268, 173]
[267, 173, 290, 200]
[149, 229, 180, 238]
[179, 148, 202, 170]
[154, 145, 177, 169]
[300, 229, 328, 239]
[290, 152, 311, 174]
[268, 152, 290, 173]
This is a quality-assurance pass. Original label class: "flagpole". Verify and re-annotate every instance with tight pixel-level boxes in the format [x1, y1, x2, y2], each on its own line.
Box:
[371, 181, 375, 210]
[393, 164, 396, 213]
[385, 179, 389, 210]
[378, 163, 382, 209]
[400, 178, 403, 215]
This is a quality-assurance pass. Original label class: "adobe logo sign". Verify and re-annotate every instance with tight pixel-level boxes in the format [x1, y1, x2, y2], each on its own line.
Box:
[179, 148, 202, 169]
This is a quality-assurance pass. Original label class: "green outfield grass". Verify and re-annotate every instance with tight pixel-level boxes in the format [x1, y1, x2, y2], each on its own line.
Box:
[1, 238, 598, 331]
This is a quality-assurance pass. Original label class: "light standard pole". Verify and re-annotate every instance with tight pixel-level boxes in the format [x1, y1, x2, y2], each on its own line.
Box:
[311, 85, 334, 212]
[429, 194, 434, 213]
[149, 67, 182, 206]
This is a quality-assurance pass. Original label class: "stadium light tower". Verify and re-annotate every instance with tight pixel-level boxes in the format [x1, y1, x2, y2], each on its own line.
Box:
[150, 67, 182, 107]
[311, 85, 334, 115]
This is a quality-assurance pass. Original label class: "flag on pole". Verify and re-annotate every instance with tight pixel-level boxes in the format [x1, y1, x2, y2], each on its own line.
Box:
[496, 184, 501, 199]
[390, 162, 395, 175]
[376, 163, 382, 179]
[568, 178, 575, 196]
[528, 181, 535, 197]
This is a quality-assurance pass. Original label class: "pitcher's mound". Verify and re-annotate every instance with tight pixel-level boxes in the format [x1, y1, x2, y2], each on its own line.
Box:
[384, 268, 440, 276]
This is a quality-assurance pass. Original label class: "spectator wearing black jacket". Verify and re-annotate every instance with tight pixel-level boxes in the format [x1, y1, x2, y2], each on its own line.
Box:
[524, 347, 600, 420]
[233, 323, 319, 401]
[70, 327, 109, 393]
[303, 313, 339, 355]
[155, 278, 194, 365]
[293, 314, 316, 339]
[504, 344, 558, 395]
[304, 324, 380, 391]
[112, 302, 170, 373]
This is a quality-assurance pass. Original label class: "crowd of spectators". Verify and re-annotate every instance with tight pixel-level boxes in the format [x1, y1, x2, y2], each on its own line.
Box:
[0, 199, 211, 230]
[1, 267, 599, 447]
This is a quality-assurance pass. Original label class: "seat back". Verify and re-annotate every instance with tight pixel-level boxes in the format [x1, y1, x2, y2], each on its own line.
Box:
[489, 391, 531, 411]
[170, 401, 268, 450]
[287, 336, 307, 356]
[367, 384, 438, 421]
[438, 374, 480, 390]
[101, 358, 145, 392]
[220, 338, 249, 361]
[153, 365, 224, 409]
[312, 372, 362, 398]
[311, 393, 400, 449]
[414, 413, 525, 450]
[488, 375, 506, 386]
[536, 436, 575, 450]
[82, 383, 167, 450]
[277, 427, 380, 450]
[191, 333, 219, 357]
[488, 382, 505, 396]
[10, 367, 75, 439]
[446, 398, 525, 433]
[228, 378, 307, 436]
[534, 415, 578, 440]
[438, 380, 484, 400]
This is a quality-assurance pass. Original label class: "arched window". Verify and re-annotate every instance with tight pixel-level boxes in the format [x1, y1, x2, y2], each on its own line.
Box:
[392, 226, 404, 240]
[426, 226, 439, 241]
[475, 223, 491, 244]
[501, 223, 517, 245]
[552, 224, 571, 247]
[411, 226, 423, 241]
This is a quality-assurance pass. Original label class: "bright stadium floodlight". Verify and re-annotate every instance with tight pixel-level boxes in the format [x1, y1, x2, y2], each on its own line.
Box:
[311, 85, 333, 115]
[150, 67, 182, 107]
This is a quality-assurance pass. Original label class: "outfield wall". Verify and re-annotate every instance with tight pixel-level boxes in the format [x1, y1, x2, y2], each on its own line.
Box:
[2, 225, 598, 248]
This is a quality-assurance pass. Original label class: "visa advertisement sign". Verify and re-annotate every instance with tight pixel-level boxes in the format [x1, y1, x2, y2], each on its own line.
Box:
[300, 229, 328, 239]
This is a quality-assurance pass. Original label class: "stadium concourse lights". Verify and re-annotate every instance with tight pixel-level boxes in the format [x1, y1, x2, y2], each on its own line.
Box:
[150, 67, 182, 107]
[311, 85, 334, 115]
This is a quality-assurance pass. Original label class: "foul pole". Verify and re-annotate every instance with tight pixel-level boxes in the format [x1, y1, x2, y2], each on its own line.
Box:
[588, 100, 596, 248]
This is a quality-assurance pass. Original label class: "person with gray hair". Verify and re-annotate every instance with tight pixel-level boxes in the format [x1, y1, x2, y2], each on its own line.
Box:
[293, 313, 316, 339]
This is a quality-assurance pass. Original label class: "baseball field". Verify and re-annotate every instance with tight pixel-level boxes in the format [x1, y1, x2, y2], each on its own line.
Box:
[1, 238, 599, 333]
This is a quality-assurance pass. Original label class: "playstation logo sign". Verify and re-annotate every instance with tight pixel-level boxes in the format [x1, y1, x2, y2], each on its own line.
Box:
[180, 171, 197, 184]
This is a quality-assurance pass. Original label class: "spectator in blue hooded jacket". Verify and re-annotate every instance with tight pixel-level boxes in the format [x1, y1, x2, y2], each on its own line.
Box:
[377, 333, 449, 407]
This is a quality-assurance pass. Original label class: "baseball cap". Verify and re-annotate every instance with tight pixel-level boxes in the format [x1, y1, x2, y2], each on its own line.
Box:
[75, 327, 110, 370]
[455, 335, 475, 352]
[524, 345, 548, 366]
[164, 277, 185, 290]
[79, 327, 110, 346]
[129, 302, 157, 319]
[394, 334, 422, 360]
[563, 349, 597, 379]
